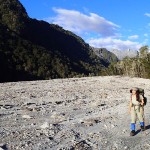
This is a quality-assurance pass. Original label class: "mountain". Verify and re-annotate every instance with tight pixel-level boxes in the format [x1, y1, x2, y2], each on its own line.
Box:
[0, 0, 110, 82]
[109, 49, 138, 60]
[0, 0, 28, 33]
[92, 47, 119, 63]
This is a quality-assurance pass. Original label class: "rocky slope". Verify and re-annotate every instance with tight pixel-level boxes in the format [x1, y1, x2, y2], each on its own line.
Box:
[92, 48, 118, 64]
[110, 49, 138, 60]
[0, 76, 150, 150]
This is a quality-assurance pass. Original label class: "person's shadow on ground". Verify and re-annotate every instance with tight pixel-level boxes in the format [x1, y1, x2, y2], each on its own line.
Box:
[145, 125, 150, 130]
[134, 124, 150, 136]
[135, 129, 141, 135]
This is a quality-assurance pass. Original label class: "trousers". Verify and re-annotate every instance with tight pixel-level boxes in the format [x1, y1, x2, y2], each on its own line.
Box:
[131, 106, 144, 123]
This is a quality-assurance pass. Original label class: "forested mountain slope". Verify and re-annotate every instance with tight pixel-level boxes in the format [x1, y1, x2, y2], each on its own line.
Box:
[0, 0, 109, 82]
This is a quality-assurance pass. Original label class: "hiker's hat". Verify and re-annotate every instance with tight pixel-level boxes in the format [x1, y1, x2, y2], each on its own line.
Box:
[130, 87, 139, 93]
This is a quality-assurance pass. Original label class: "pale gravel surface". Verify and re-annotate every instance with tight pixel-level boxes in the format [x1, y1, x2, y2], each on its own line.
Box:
[0, 76, 150, 150]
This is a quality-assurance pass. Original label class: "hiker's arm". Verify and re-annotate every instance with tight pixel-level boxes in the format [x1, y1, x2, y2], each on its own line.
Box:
[140, 98, 144, 106]
[140, 95, 144, 106]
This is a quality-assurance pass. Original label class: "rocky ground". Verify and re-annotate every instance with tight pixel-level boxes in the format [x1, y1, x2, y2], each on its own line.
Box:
[0, 76, 150, 150]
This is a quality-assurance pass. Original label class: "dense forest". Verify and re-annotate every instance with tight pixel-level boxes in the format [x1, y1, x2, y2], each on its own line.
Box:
[0, 0, 116, 82]
[103, 46, 150, 78]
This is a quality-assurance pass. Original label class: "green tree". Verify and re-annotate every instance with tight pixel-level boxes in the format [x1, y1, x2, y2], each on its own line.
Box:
[139, 45, 149, 58]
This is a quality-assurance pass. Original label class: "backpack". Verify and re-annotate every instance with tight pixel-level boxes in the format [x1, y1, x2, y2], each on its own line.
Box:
[130, 88, 147, 106]
[138, 88, 147, 106]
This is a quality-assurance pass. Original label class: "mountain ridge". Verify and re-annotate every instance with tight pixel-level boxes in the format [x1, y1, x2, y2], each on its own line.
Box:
[92, 47, 118, 63]
[110, 49, 138, 60]
[0, 0, 115, 82]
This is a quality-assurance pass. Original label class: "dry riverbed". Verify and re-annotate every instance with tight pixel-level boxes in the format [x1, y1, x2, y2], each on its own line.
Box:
[0, 76, 150, 150]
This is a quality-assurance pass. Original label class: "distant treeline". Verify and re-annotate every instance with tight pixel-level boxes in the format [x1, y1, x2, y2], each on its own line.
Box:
[103, 46, 150, 79]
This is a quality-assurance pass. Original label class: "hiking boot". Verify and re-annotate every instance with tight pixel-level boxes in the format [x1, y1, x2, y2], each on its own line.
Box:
[141, 126, 145, 131]
[130, 130, 135, 136]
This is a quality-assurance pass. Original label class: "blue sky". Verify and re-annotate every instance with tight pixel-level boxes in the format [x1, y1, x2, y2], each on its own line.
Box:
[19, 0, 150, 51]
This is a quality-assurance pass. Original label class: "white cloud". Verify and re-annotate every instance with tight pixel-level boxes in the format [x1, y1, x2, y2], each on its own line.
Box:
[46, 8, 120, 37]
[144, 33, 148, 37]
[87, 37, 142, 51]
[44, 8, 147, 51]
[128, 35, 139, 40]
[145, 13, 150, 17]
[143, 39, 149, 44]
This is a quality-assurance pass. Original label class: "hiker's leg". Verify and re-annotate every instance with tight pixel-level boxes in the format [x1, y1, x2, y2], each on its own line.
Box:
[140, 121, 145, 131]
[137, 108, 144, 123]
[140, 107, 145, 124]
[136, 108, 145, 130]
[131, 108, 136, 124]
[140, 106, 144, 118]
[130, 123, 135, 130]
[130, 108, 136, 136]
[131, 108, 136, 130]
[140, 122, 144, 126]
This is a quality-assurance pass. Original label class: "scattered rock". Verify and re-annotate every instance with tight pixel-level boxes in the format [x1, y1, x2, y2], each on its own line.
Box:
[40, 122, 49, 129]
[22, 115, 32, 119]
[0, 144, 8, 150]
[74, 140, 92, 150]
[1, 76, 150, 149]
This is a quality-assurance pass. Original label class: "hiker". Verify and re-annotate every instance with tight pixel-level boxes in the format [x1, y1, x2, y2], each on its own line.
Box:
[128, 87, 145, 136]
